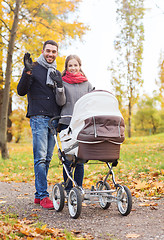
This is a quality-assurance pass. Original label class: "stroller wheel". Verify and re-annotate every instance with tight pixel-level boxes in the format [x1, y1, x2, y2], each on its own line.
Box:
[52, 183, 65, 212]
[117, 186, 132, 216]
[96, 181, 111, 209]
[68, 187, 82, 219]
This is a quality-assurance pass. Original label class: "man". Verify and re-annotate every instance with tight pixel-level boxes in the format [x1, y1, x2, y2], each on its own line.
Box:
[17, 40, 66, 209]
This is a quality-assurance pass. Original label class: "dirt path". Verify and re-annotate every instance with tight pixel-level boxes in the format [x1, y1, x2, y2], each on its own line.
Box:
[0, 181, 164, 240]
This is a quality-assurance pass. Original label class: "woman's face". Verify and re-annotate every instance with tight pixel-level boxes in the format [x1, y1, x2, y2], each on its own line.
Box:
[67, 58, 80, 74]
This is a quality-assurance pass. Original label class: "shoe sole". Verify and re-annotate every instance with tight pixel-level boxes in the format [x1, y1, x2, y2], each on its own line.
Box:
[40, 205, 54, 210]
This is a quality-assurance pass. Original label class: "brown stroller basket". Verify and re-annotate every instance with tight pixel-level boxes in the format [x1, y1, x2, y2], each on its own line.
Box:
[77, 115, 125, 162]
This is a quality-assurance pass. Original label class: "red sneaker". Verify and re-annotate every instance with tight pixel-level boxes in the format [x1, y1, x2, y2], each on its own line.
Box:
[34, 198, 40, 204]
[40, 197, 54, 209]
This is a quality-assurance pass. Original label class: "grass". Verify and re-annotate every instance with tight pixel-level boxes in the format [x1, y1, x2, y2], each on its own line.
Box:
[0, 133, 164, 191]
[0, 143, 62, 183]
[120, 133, 164, 175]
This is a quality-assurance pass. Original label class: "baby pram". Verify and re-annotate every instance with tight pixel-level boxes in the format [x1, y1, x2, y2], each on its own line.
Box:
[49, 90, 132, 219]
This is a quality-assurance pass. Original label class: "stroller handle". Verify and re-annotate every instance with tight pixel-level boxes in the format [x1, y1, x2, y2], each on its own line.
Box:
[49, 116, 61, 125]
[48, 115, 72, 135]
[48, 116, 61, 135]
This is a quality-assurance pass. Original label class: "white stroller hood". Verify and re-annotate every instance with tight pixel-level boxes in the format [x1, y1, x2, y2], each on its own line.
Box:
[69, 90, 123, 141]
[59, 90, 124, 157]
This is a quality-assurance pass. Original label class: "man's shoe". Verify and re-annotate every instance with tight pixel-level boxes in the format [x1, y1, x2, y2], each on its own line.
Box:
[34, 198, 40, 204]
[40, 197, 54, 209]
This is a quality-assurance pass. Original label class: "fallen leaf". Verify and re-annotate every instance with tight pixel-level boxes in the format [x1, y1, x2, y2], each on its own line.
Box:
[20, 228, 30, 236]
[150, 202, 158, 206]
[135, 180, 149, 190]
[139, 203, 150, 207]
[41, 224, 47, 230]
[32, 209, 41, 212]
[152, 181, 164, 189]
[144, 196, 161, 200]
[11, 188, 20, 192]
[134, 192, 140, 198]
[150, 206, 158, 210]
[35, 228, 45, 234]
[152, 172, 159, 177]
[17, 194, 29, 199]
[126, 233, 140, 238]
[30, 213, 38, 217]
[72, 230, 81, 234]
[0, 201, 7, 204]
[82, 202, 87, 206]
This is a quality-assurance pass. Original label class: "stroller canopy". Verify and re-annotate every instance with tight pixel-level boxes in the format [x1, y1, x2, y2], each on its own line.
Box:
[69, 90, 123, 140]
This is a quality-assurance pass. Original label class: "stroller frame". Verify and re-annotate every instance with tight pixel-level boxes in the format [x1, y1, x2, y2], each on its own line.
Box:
[49, 116, 132, 219]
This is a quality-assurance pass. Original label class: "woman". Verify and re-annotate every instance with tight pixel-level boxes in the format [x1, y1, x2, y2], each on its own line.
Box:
[52, 55, 93, 193]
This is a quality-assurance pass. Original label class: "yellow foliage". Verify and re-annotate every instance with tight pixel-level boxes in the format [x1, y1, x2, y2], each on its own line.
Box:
[1, 0, 89, 92]
[56, 55, 66, 72]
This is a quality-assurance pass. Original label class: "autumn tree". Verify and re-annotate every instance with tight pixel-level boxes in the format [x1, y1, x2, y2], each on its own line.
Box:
[10, 108, 30, 143]
[0, 1, 3, 127]
[109, 0, 145, 137]
[156, 52, 164, 109]
[134, 94, 162, 135]
[0, 0, 88, 158]
[0, 0, 21, 159]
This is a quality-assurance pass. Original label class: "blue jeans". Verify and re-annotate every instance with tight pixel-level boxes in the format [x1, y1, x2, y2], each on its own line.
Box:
[30, 116, 58, 200]
[60, 124, 84, 191]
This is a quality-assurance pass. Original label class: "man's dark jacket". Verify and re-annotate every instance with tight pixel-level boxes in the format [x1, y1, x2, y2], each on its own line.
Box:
[17, 63, 65, 118]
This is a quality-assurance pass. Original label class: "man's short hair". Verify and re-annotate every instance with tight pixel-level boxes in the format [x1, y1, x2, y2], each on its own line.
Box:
[43, 40, 58, 50]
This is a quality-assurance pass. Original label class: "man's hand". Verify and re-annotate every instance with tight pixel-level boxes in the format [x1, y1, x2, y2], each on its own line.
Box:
[24, 52, 33, 73]
[50, 70, 63, 88]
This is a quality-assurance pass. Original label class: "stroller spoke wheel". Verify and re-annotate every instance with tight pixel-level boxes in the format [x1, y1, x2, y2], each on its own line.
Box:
[68, 187, 82, 219]
[96, 181, 111, 209]
[117, 186, 132, 216]
[52, 183, 65, 212]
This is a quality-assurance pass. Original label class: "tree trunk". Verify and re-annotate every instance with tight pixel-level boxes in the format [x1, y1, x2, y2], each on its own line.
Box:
[7, 97, 12, 142]
[0, 91, 12, 143]
[0, 25, 3, 129]
[1, 26, 12, 144]
[128, 100, 131, 138]
[0, 0, 21, 159]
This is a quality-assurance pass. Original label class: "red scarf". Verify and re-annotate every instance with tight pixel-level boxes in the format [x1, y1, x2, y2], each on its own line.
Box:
[62, 71, 88, 84]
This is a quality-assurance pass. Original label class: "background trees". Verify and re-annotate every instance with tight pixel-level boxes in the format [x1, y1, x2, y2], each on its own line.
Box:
[156, 52, 164, 109]
[109, 0, 164, 137]
[110, 0, 145, 137]
[131, 50, 164, 136]
[134, 94, 162, 135]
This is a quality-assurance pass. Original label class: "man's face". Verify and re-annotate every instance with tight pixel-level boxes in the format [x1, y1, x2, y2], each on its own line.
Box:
[42, 44, 58, 64]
